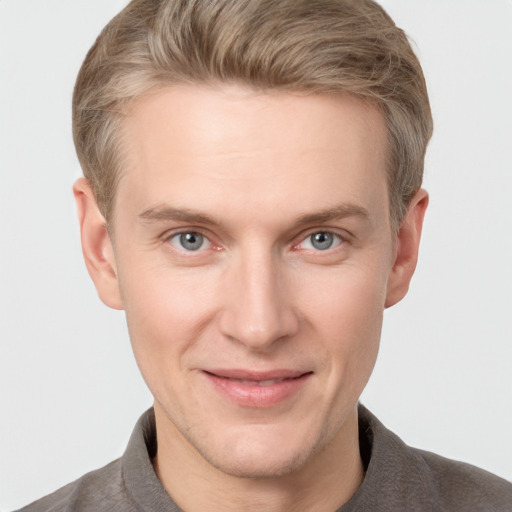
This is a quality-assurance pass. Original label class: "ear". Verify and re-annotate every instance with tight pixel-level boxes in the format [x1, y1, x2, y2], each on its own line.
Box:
[385, 189, 429, 308]
[73, 177, 123, 310]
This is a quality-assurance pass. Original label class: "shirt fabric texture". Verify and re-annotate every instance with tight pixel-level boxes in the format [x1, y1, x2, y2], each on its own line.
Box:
[16, 405, 512, 511]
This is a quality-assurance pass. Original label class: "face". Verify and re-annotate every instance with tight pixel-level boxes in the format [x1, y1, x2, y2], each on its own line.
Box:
[77, 84, 425, 479]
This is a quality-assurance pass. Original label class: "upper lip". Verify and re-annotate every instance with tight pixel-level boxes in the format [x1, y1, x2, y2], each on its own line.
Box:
[203, 369, 311, 381]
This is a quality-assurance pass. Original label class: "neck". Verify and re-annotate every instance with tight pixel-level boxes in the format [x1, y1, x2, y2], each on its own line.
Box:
[153, 405, 364, 512]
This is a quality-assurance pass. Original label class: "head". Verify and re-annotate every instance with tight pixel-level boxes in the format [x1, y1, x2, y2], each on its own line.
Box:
[73, 0, 432, 231]
[73, 0, 431, 485]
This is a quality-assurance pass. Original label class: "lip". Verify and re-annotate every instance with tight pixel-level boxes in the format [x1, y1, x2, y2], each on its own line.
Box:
[202, 369, 312, 408]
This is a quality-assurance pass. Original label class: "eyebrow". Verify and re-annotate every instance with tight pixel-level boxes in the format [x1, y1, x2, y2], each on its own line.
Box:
[294, 204, 370, 226]
[138, 203, 369, 227]
[138, 206, 221, 226]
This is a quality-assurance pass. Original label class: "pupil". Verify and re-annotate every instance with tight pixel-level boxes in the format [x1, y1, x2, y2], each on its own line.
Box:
[181, 233, 203, 250]
[312, 232, 333, 250]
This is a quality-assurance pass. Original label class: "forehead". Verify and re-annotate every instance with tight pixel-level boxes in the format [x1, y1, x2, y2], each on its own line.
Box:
[122, 84, 386, 163]
[116, 84, 389, 228]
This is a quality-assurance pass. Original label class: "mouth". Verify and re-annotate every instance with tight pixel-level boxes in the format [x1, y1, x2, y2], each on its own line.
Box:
[201, 369, 313, 408]
[222, 377, 291, 387]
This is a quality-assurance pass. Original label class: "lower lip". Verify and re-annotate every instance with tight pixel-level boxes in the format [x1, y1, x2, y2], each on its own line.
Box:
[203, 372, 311, 408]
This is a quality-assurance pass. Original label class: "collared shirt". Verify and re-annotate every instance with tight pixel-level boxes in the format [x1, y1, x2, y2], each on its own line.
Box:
[17, 405, 512, 511]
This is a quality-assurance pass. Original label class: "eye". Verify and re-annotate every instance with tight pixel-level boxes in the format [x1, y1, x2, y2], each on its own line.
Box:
[299, 231, 342, 251]
[169, 232, 211, 251]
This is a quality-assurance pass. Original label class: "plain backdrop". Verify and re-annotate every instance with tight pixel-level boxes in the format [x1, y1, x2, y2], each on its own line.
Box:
[1, 0, 511, 509]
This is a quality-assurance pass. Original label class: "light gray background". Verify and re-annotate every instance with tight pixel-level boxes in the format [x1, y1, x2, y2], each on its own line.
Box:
[1, 0, 511, 509]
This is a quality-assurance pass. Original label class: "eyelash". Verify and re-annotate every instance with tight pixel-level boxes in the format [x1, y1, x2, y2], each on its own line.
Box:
[166, 230, 214, 252]
[164, 228, 348, 255]
[295, 231, 344, 252]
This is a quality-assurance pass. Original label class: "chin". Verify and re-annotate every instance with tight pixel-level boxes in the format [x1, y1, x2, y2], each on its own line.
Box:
[203, 446, 311, 480]
[189, 424, 324, 480]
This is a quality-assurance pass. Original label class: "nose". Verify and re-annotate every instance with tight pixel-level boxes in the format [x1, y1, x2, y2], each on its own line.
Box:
[218, 250, 300, 351]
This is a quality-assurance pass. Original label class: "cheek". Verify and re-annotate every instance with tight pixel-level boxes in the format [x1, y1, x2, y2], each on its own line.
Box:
[300, 262, 388, 378]
[118, 263, 220, 383]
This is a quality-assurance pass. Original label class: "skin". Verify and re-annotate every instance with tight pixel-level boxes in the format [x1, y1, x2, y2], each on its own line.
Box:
[74, 84, 428, 512]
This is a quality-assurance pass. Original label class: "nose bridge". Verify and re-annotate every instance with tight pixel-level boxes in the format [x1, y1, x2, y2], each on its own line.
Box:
[219, 243, 298, 349]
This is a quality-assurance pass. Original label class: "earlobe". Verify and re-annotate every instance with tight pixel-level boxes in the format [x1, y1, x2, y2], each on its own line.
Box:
[385, 189, 429, 308]
[73, 177, 124, 310]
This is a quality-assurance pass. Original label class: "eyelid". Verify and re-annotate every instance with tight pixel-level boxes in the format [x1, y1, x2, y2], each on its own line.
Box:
[160, 226, 351, 253]
[298, 232, 342, 251]
[162, 228, 217, 252]
[293, 228, 350, 250]
[170, 232, 211, 251]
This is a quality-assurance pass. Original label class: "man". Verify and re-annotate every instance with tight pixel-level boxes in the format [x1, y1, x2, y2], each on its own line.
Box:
[16, 0, 512, 510]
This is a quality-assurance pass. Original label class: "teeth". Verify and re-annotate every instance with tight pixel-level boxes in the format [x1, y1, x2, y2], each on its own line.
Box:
[232, 378, 285, 386]
[257, 379, 283, 386]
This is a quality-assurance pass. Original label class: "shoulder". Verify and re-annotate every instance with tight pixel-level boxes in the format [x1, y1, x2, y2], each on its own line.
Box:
[14, 458, 137, 512]
[351, 405, 512, 512]
[14, 408, 174, 512]
[412, 446, 512, 511]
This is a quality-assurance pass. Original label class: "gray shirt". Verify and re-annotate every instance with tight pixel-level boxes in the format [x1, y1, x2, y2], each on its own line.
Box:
[16, 405, 512, 511]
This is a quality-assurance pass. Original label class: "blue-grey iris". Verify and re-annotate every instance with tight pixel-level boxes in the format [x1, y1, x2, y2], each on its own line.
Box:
[180, 233, 204, 251]
[310, 232, 334, 250]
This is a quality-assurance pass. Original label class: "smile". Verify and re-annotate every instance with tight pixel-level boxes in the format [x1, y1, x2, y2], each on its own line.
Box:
[227, 378, 287, 387]
[202, 369, 312, 408]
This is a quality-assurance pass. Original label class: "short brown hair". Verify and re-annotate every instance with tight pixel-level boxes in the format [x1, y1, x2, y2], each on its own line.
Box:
[73, 0, 433, 229]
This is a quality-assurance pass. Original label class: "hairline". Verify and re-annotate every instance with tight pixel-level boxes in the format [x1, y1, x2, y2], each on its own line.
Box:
[103, 79, 404, 236]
